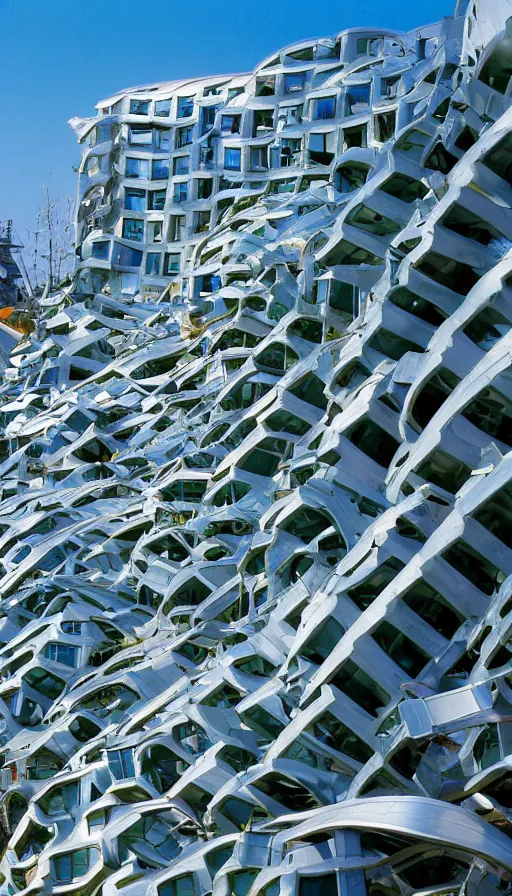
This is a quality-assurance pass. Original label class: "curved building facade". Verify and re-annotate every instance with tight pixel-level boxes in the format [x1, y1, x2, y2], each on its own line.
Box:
[0, 0, 510, 893]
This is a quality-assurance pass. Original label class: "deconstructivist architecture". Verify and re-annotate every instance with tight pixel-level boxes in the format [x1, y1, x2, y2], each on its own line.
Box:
[0, 0, 511, 893]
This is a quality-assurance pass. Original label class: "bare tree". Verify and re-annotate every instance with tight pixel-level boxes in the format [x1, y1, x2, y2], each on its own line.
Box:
[27, 182, 75, 293]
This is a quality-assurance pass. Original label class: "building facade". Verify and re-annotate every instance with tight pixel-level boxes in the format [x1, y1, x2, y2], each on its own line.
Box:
[0, 0, 509, 894]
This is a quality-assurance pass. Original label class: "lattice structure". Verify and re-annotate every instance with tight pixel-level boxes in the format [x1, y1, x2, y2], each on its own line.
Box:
[0, 0, 511, 893]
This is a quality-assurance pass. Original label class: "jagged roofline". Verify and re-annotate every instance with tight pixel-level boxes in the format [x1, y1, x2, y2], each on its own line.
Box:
[91, 24, 440, 110]
[1, 0, 512, 893]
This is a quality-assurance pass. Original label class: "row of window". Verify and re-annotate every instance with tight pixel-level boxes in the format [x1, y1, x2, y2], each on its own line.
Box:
[92, 240, 181, 276]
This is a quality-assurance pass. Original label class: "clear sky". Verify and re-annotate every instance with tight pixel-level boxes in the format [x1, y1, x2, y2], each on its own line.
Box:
[1, 0, 454, 248]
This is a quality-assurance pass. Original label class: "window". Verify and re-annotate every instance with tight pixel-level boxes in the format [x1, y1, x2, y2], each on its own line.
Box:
[194, 211, 210, 232]
[155, 99, 171, 117]
[176, 126, 193, 147]
[152, 158, 169, 179]
[225, 147, 241, 170]
[148, 189, 166, 210]
[164, 253, 181, 274]
[87, 809, 108, 834]
[108, 748, 135, 779]
[130, 99, 150, 115]
[346, 83, 370, 114]
[43, 644, 79, 668]
[285, 105, 302, 124]
[174, 182, 188, 203]
[375, 111, 396, 142]
[91, 241, 110, 261]
[284, 71, 306, 93]
[256, 75, 275, 96]
[197, 178, 213, 199]
[174, 155, 190, 175]
[62, 621, 82, 635]
[356, 37, 369, 55]
[23, 668, 65, 700]
[169, 215, 185, 242]
[228, 87, 244, 100]
[129, 126, 152, 146]
[148, 221, 163, 243]
[125, 157, 150, 179]
[309, 132, 335, 164]
[146, 253, 161, 276]
[313, 96, 336, 119]
[154, 129, 171, 151]
[221, 114, 241, 133]
[177, 95, 194, 118]
[202, 105, 219, 133]
[299, 875, 338, 896]
[122, 219, 144, 242]
[53, 848, 98, 882]
[121, 272, 139, 293]
[250, 147, 268, 170]
[125, 187, 146, 211]
[113, 243, 143, 267]
[159, 874, 196, 896]
[343, 124, 367, 149]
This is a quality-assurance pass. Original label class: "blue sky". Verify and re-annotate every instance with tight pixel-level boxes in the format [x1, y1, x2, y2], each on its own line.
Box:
[1, 0, 454, 247]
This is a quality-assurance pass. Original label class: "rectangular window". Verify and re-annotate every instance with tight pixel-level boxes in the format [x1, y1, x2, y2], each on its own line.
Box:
[284, 71, 307, 93]
[313, 96, 336, 119]
[346, 83, 370, 114]
[174, 182, 188, 203]
[61, 622, 82, 635]
[125, 187, 146, 211]
[122, 219, 144, 242]
[197, 178, 213, 199]
[43, 644, 79, 667]
[202, 106, 219, 133]
[146, 252, 161, 276]
[155, 99, 171, 117]
[169, 215, 185, 242]
[130, 99, 150, 115]
[174, 155, 190, 175]
[308, 132, 335, 164]
[255, 75, 275, 96]
[125, 157, 150, 179]
[152, 158, 169, 179]
[121, 272, 139, 293]
[91, 241, 110, 261]
[129, 126, 152, 146]
[224, 147, 241, 170]
[221, 114, 240, 133]
[356, 38, 369, 56]
[253, 109, 274, 137]
[148, 221, 163, 243]
[108, 749, 135, 779]
[164, 253, 181, 274]
[154, 129, 171, 151]
[148, 189, 166, 210]
[250, 147, 268, 170]
[177, 95, 194, 118]
[176, 125, 193, 147]
[194, 211, 210, 233]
